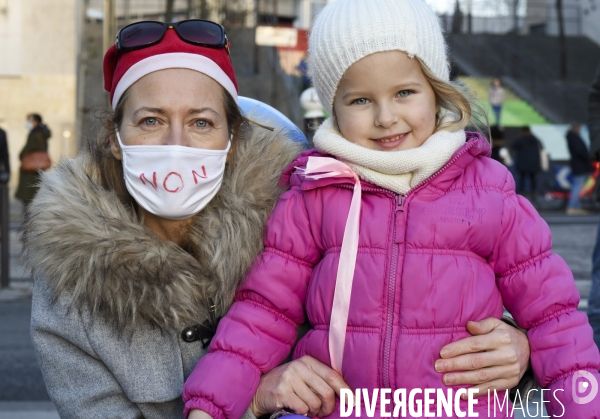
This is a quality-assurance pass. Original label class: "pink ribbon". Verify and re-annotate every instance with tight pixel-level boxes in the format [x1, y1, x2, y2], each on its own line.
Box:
[303, 157, 362, 374]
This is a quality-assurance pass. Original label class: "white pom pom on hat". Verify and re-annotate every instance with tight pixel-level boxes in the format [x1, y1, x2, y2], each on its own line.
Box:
[308, 0, 449, 114]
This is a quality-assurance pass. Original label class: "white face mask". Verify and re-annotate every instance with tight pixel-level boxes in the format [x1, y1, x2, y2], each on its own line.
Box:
[116, 131, 230, 221]
[25, 121, 33, 130]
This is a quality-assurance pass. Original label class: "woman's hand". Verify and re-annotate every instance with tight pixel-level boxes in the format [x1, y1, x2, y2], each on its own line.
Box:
[188, 410, 213, 419]
[250, 355, 351, 418]
[434, 317, 530, 398]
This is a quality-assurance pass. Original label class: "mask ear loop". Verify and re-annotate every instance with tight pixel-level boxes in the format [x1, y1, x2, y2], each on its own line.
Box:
[113, 129, 129, 166]
[114, 128, 125, 147]
[221, 133, 233, 154]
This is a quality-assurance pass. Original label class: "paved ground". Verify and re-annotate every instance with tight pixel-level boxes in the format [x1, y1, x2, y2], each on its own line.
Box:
[0, 299, 47, 401]
[0, 198, 596, 418]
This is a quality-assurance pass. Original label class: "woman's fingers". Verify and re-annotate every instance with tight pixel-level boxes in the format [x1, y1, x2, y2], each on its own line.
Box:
[440, 363, 520, 387]
[251, 356, 350, 418]
[435, 346, 517, 372]
[279, 393, 312, 417]
[251, 362, 301, 417]
[433, 316, 530, 396]
[439, 318, 509, 359]
[465, 318, 530, 381]
[291, 378, 327, 417]
[300, 355, 349, 395]
[295, 356, 349, 416]
[489, 319, 531, 379]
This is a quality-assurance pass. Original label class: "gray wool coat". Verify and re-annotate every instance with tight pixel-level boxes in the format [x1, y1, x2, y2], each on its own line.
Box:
[24, 123, 304, 419]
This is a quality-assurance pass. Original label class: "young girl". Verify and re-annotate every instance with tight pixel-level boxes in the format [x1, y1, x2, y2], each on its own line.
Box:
[183, 0, 600, 417]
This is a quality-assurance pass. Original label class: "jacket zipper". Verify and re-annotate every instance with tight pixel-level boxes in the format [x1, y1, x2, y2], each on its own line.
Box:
[382, 194, 405, 388]
[380, 142, 476, 387]
[397, 195, 405, 212]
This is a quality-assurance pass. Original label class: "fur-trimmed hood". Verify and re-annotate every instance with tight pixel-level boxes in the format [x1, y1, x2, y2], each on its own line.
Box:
[20, 125, 304, 331]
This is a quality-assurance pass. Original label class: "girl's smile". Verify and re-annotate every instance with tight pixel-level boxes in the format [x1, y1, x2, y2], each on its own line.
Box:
[333, 50, 439, 152]
[371, 131, 410, 148]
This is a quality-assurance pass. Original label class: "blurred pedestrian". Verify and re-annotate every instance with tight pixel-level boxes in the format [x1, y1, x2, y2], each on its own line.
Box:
[16, 113, 51, 206]
[512, 126, 543, 202]
[0, 127, 9, 183]
[451, 0, 463, 33]
[588, 62, 600, 350]
[490, 124, 513, 168]
[566, 123, 593, 215]
[296, 57, 311, 91]
[488, 77, 506, 126]
[299, 86, 325, 145]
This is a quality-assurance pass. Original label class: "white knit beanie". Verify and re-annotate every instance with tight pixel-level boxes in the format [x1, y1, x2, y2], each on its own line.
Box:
[309, 0, 449, 114]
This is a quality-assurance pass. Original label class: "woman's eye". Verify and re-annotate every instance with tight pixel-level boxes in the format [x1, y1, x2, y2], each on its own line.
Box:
[352, 98, 369, 105]
[143, 118, 157, 126]
[398, 90, 412, 98]
[195, 119, 211, 128]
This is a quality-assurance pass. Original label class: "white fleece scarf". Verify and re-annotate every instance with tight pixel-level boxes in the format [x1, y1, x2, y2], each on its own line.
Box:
[313, 118, 466, 195]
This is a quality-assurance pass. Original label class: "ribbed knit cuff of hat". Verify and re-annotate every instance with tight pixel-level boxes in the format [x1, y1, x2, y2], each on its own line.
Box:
[312, 118, 466, 195]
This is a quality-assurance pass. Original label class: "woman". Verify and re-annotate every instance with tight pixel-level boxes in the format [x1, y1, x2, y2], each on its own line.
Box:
[16, 113, 51, 205]
[23, 20, 532, 419]
[488, 78, 506, 126]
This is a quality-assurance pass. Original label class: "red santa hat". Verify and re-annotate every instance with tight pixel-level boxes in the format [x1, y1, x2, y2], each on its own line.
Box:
[103, 28, 238, 109]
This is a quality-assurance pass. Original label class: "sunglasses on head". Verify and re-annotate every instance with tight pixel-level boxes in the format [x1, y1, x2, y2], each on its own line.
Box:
[115, 19, 230, 58]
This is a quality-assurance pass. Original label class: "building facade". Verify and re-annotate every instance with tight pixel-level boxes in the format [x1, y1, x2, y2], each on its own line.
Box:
[0, 0, 81, 191]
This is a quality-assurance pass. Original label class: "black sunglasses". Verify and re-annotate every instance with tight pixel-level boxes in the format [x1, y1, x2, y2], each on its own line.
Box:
[115, 19, 230, 58]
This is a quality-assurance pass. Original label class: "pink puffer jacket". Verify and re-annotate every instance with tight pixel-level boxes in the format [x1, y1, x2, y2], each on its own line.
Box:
[184, 133, 600, 418]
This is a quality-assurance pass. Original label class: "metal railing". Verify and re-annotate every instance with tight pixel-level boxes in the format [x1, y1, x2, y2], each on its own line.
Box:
[91, 0, 258, 30]
[436, 1, 582, 36]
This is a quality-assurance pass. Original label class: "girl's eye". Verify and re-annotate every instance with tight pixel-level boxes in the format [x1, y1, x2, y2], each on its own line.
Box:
[398, 90, 412, 98]
[195, 119, 211, 128]
[352, 98, 369, 105]
[143, 117, 157, 126]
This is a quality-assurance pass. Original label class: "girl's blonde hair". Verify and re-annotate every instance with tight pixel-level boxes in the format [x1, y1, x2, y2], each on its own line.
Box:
[415, 57, 489, 137]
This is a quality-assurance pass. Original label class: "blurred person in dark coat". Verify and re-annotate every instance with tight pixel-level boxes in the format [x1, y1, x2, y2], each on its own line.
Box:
[591, 64, 600, 160]
[566, 123, 593, 215]
[0, 127, 9, 183]
[512, 126, 543, 201]
[588, 62, 600, 351]
[490, 124, 513, 168]
[16, 113, 51, 205]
